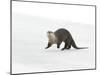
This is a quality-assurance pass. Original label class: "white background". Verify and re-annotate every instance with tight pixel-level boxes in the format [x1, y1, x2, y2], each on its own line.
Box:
[12, 1, 95, 25]
[0, 0, 100, 75]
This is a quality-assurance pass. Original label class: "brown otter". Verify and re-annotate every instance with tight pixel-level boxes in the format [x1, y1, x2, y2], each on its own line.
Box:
[45, 28, 88, 50]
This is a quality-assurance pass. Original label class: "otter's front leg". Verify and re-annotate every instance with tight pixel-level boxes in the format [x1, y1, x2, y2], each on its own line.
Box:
[57, 42, 62, 48]
[45, 42, 52, 49]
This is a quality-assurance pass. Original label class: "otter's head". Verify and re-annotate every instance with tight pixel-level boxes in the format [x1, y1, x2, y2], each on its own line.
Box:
[47, 31, 57, 44]
[47, 31, 54, 38]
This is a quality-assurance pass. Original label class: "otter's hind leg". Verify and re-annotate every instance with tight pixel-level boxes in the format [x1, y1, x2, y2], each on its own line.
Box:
[61, 39, 71, 50]
[66, 39, 73, 49]
[61, 41, 68, 50]
[45, 42, 52, 49]
[66, 45, 71, 49]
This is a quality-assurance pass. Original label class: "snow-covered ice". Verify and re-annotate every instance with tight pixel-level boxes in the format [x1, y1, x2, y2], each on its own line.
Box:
[12, 13, 95, 74]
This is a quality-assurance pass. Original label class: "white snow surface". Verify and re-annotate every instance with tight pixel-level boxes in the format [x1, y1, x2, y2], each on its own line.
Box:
[12, 13, 95, 74]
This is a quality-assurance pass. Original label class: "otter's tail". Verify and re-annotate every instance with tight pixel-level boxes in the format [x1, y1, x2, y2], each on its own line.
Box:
[71, 39, 88, 49]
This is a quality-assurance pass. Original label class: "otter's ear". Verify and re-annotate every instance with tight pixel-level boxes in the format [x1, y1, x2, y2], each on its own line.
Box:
[47, 31, 53, 33]
[47, 31, 51, 34]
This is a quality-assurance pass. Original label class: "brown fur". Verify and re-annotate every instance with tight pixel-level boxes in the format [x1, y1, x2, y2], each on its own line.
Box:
[45, 28, 88, 50]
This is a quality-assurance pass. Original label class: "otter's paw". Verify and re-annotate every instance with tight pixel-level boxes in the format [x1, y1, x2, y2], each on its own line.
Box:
[66, 48, 70, 50]
[45, 47, 48, 49]
[57, 46, 60, 49]
[61, 48, 65, 51]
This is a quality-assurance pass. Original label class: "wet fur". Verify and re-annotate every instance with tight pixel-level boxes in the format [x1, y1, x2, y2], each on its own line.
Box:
[45, 28, 88, 50]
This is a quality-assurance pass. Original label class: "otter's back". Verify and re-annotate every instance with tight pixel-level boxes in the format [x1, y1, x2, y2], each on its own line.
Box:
[54, 28, 71, 41]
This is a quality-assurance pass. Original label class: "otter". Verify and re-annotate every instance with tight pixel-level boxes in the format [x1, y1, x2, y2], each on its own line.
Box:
[45, 28, 88, 50]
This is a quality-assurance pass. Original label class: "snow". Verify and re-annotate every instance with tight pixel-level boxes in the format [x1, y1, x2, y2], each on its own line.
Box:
[12, 1, 95, 74]
[12, 13, 95, 74]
